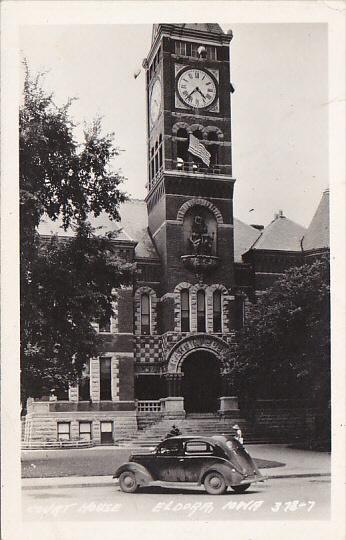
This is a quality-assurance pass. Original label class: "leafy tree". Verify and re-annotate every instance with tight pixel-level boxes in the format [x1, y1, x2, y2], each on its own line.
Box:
[20, 63, 133, 405]
[229, 256, 330, 411]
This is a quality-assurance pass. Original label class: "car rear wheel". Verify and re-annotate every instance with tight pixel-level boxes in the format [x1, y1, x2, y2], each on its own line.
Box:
[119, 471, 138, 493]
[204, 472, 227, 495]
[231, 483, 250, 493]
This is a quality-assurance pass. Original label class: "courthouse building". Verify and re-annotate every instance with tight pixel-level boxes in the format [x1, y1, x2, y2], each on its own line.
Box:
[24, 24, 329, 445]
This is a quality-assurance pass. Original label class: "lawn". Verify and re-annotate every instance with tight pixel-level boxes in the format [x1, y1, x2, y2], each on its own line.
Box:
[22, 447, 285, 478]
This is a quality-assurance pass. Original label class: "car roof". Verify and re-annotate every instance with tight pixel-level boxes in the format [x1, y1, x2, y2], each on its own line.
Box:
[160, 434, 234, 444]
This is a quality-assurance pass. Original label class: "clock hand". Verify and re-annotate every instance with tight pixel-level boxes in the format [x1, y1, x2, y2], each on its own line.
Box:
[187, 87, 197, 99]
[196, 88, 206, 100]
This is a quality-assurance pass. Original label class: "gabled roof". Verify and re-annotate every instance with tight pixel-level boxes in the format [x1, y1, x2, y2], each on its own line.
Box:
[233, 218, 261, 262]
[250, 213, 306, 252]
[38, 200, 159, 260]
[301, 189, 329, 252]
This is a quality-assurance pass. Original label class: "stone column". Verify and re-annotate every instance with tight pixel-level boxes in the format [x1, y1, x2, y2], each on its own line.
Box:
[90, 357, 100, 402]
[68, 385, 79, 402]
[111, 356, 119, 401]
[162, 373, 185, 418]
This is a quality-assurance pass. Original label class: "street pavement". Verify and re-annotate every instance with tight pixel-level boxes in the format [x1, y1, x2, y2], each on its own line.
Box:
[21, 443, 331, 521]
[22, 476, 331, 521]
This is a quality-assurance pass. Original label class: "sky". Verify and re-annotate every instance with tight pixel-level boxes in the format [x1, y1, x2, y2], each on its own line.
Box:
[20, 23, 328, 228]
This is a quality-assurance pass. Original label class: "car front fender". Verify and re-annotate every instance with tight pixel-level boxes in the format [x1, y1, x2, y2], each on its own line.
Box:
[113, 462, 154, 486]
[198, 463, 243, 487]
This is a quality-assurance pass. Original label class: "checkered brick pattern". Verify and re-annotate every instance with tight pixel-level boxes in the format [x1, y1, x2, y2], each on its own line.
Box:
[134, 335, 162, 363]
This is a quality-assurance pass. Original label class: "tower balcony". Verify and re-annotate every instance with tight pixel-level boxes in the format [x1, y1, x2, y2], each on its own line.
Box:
[169, 159, 232, 177]
[181, 254, 220, 280]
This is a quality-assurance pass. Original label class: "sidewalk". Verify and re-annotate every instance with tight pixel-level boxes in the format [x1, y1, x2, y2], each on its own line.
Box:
[22, 444, 331, 489]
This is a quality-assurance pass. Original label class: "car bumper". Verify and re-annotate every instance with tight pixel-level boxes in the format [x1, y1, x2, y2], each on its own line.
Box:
[240, 474, 267, 484]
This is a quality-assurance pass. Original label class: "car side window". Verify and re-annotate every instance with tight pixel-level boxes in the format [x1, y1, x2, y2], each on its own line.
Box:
[157, 440, 181, 456]
[184, 441, 214, 455]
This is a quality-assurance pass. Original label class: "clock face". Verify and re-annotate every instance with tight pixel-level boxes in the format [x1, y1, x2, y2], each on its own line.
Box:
[150, 79, 162, 124]
[177, 68, 217, 109]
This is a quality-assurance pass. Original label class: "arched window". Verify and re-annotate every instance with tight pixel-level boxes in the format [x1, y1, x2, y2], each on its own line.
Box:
[197, 290, 206, 332]
[176, 128, 189, 163]
[193, 129, 203, 140]
[181, 289, 190, 332]
[208, 132, 219, 166]
[213, 290, 222, 332]
[141, 293, 150, 335]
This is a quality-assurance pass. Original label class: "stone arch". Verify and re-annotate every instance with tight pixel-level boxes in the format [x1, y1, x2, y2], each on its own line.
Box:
[204, 125, 224, 140]
[134, 286, 158, 335]
[176, 198, 223, 224]
[172, 122, 190, 136]
[208, 284, 228, 294]
[174, 282, 193, 293]
[167, 334, 230, 374]
[189, 123, 205, 138]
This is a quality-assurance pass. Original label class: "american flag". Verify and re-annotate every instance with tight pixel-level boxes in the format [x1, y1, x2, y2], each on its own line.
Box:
[188, 134, 211, 167]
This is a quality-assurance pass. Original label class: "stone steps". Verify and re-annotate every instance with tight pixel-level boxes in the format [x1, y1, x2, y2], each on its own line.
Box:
[115, 415, 302, 447]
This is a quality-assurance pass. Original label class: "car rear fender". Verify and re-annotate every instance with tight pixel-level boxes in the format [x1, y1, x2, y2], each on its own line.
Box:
[198, 463, 243, 487]
[113, 462, 154, 486]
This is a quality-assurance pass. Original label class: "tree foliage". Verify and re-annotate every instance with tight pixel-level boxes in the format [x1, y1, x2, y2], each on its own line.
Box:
[230, 256, 330, 407]
[20, 63, 133, 403]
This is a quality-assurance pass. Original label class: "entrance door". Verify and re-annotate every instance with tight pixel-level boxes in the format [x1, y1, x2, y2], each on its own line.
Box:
[182, 351, 221, 413]
[100, 421, 113, 444]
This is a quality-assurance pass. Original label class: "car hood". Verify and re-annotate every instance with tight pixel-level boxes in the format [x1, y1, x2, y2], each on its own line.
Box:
[129, 451, 154, 461]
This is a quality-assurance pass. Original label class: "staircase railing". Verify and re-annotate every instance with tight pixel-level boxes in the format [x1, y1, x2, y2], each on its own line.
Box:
[136, 400, 163, 413]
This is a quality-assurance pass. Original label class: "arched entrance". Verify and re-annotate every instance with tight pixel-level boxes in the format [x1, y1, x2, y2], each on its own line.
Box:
[182, 350, 221, 413]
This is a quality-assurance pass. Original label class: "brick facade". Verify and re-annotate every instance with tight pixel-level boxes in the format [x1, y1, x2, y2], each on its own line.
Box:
[24, 24, 329, 445]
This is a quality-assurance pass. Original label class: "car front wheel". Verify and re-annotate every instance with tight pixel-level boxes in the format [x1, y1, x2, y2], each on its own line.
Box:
[231, 483, 250, 493]
[119, 471, 138, 493]
[204, 472, 227, 495]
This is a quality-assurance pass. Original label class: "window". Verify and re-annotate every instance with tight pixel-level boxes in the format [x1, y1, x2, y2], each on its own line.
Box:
[79, 360, 90, 401]
[79, 422, 92, 441]
[213, 290, 222, 333]
[99, 318, 111, 333]
[235, 295, 245, 330]
[181, 289, 190, 332]
[206, 46, 217, 60]
[99, 357, 112, 400]
[100, 421, 113, 444]
[157, 439, 181, 455]
[197, 290, 206, 332]
[176, 128, 189, 163]
[175, 41, 187, 56]
[185, 441, 213, 454]
[57, 422, 70, 441]
[141, 293, 150, 335]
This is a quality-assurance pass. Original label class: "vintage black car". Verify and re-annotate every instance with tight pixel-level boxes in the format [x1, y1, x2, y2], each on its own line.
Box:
[114, 435, 265, 495]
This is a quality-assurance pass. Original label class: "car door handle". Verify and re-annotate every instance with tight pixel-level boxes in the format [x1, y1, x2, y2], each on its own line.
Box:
[179, 459, 184, 462]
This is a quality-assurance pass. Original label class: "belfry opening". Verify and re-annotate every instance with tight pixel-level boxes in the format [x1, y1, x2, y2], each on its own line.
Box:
[182, 350, 221, 414]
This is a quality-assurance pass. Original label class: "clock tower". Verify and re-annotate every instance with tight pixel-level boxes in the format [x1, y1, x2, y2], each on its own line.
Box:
[144, 23, 235, 293]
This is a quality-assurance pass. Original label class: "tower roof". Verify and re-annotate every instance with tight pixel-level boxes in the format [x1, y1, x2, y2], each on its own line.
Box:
[250, 212, 306, 252]
[151, 23, 231, 45]
[301, 189, 330, 252]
